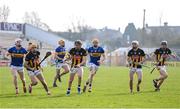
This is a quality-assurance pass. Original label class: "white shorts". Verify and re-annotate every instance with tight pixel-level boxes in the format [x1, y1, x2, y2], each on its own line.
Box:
[88, 63, 99, 72]
[130, 68, 142, 74]
[56, 62, 69, 70]
[10, 65, 24, 76]
[129, 68, 142, 80]
[27, 70, 41, 76]
[157, 66, 167, 74]
[70, 67, 83, 77]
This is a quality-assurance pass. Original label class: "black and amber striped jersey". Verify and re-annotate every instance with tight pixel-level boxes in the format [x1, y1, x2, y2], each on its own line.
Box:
[127, 48, 145, 68]
[25, 51, 40, 71]
[154, 48, 171, 66]
[69, 48, 87, 67]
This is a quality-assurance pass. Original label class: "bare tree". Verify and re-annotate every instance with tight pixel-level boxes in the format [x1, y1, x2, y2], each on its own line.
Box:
[0, 5, 10, 22]
[68, 16, 90, 32]
[23, 11, 50, 31]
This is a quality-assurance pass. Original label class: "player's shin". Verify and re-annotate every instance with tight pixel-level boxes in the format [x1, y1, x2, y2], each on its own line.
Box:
[67, 74, 74, 95]
[129, 80, 133, 93]
[89, 74, 94, 91]
[78, 77, 82, 94]
[137, 79, 141, 92]
[21, 79, 26, 93]
[157, 79, 164, 88]
[83, 78, 90, 93]
[13, 76, 19, 94]
[54, 69, 60, 83]
[67, 80, 73, 95]
[41, 80, 50, 93]
[19, 74, 26, 93]
[137, 79, 141, 85]
[53, 74, 59, 87]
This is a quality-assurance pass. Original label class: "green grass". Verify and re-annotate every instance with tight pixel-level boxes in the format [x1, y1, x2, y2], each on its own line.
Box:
[0, 66, 180, 108]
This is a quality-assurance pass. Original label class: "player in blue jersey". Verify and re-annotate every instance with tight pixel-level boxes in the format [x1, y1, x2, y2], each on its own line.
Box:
[53, 40, 70, 87]
[7, 38, 27, 95]
[83, 39, 105, 92]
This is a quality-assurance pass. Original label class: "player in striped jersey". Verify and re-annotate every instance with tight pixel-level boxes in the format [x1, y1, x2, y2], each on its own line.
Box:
[127, 41, 145, 93]
[24, 44, 50, 95]
[153, 41, 172, 91]
[66, 40, 87, 95]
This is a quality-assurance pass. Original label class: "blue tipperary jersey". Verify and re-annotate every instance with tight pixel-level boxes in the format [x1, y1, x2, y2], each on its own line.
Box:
[8, 46, 27, 67]
[88, 46, 105, 66]
[55, 46, 66, 63]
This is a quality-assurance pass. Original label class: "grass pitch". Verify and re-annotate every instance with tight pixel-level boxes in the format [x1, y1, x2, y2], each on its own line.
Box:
[0, 66, 180, 108]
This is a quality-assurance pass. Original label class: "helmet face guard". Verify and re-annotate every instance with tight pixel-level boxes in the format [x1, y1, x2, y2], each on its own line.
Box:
[131, 40, 139, 49]
[131, 40, 139, 45]
[161, 41, 167, 45]
[161, 41, 168, 49]
[15, 38, 22, 47]
[74, 40, 82, 49]
[74, 40, 82, 45]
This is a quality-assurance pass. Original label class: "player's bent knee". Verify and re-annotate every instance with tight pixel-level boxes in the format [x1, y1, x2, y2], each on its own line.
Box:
[138, 79, 142, 83]
[32, 81, 38, 85]
[69, 80, 73, 84]
[164, 74, 168, 79]
[65, 69, 70, 73]
[78, 76, 82, 80]
[22, 79, 26, 82]
[14, 76, 18, 80]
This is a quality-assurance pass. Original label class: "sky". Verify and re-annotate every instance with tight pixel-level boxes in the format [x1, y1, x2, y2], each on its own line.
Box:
[0, 0, 180, 32]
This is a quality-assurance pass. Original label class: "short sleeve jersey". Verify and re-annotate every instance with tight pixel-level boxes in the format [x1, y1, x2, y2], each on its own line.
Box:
[8, 46, 27, 67]
[25, 51, 40, 70]
[55, 46, 66, 63]
[154, 48, 171, 66]
[69, 48, 87, 67]
[127, 48, 145, 68]
[88, 46, 105, 66]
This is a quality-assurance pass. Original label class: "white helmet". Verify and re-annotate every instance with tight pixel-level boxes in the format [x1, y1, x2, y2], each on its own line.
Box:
[161, 40, 167, 45]
[131, 40, 139, 45]
[15, 38, 22, 44]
